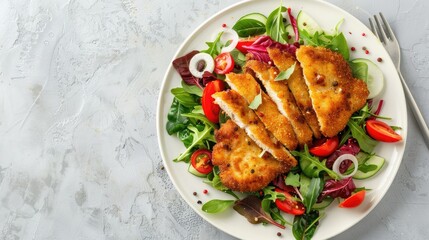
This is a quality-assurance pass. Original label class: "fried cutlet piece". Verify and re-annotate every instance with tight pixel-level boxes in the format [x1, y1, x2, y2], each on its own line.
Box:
[267, 47, 322, 139]
[212, 120, 290, 192]
[225, 72, 298, 150]
[212, 90, 297, 166]
[245, 60, 314, 147]
[296, 45, 369, 137]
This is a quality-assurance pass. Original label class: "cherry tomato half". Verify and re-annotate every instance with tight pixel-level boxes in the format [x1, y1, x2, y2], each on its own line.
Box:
[309, 136, 339, 157]
[214, 52, 235, 75]
[274, 188, 305, 215]
[191, 149, 213, 175]
[366, 119, 402, 142]
[235, 39, 257, 54]
[339, 190, 365, 208]
[202, 80, 225, 123]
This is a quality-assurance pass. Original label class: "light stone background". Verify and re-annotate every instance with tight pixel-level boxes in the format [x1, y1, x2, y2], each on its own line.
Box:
[0, 0, 428, 239]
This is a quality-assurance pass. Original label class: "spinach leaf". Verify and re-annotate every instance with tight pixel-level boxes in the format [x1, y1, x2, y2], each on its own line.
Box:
[233, 19, 266, 37]
[292, 145, 340, 180]
[349, 61, 368, 82]
[299, 175, 324, 213]
[293, 210, 321, 240]
[202, 31, 223, 57]
[181, 81, 203, 97]
[202, 199, 235, 213]
[327, 32, 349, 60]
[266, 6, 287, 43]
[233, 195, 285, 229]
[347, 120, 378, 153]
[171, 88, 200, 107]
[299, 30, 350, 60]
[166, 98, 191, 135]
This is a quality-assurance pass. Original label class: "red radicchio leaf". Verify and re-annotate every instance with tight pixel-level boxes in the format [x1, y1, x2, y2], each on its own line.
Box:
[369, 99, 384, 120]
[287, 8, 299, 42]
[242, 36, 298, 63]
[326, 138, 360, 173]
[272, 174, 296, 194]
[233, 195, 285, 229]
[201, 71, 217, 86]
[172, 50, 204, 89]
[318, 177, 356, 201]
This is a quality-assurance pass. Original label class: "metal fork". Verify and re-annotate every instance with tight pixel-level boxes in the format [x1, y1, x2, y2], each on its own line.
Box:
[369, 13, 429, 149]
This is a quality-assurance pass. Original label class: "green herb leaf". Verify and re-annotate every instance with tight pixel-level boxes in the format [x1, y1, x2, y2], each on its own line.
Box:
[248, 90, 262, 109]
[230, 49, 247, 68]
[327, 32, 349, 60]
[285, 172, 300, 187]
[347, 119, 378, 153]
[202, 31, 224, 57]
[275, 62, 296, 81]
[292, 145, 340, 180]
[181, 81, 203, 97]
[293, 210, 321, 240]
[232, 19, 266, 37]
[266, 6, 287, 43]
[349, 61, 368, 82]
[171, 88, 200, 107]
[299, 175, 324, 213]
[174, 124, 215, 162]
[202, 199, 235, 213]
[166, 98, 191, 135]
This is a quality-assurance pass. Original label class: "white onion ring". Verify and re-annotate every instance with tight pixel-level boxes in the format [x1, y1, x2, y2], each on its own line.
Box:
[189, 52, 214, 78]
[332, 154, 358, 179]
[220, 28, 239, 53]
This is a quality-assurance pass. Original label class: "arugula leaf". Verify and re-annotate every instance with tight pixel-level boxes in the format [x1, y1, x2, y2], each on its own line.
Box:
[275, 62, 296, 81]
[202, 31, 224, 57]
[299, 175, 324, 213]
[299, 30, 350, 60]
[263, 186, 286, 202]
[233, 19, 266, 37]
[191, 105, 204, 115]
[174, 124, 215, 162]
[202, 199, 235, 213]
[266, 6, 287, 43]
[166, 98, 191, 135]
[293, 210, 321, 240]
[347, 120, 378, 153]
[171, 88, 200, 107]
[249, 90, 262, 109]
[181, 81, 203, 97]
[292, 145, 340, 180]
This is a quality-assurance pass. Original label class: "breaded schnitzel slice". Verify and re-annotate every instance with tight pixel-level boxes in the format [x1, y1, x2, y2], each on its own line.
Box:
[245, 60, 313, 147]
[296, 45, 369, 137]
[212, 120, 290, 192]
[267, 47, 322, 139]
[212, 90, 297, 166]
[225, 72, 298, 150]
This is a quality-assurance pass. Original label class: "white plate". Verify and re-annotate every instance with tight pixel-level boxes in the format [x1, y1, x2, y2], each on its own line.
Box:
[156, 0, 407, 239]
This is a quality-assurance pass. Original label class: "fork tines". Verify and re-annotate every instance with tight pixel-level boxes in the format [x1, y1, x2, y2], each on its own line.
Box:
[369, 13, 395, 43]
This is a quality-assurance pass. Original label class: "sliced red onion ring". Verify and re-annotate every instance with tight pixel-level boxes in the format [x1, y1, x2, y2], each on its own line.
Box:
[220, 28, 239, 53]
[332, 154, 358, 179]
[189, 52, 214, 78]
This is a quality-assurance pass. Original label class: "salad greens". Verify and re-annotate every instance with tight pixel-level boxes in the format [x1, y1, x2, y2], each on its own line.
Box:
[165, 2, 397, 239]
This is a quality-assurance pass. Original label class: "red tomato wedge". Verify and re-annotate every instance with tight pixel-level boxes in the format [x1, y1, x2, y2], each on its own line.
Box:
[309, 136, 339, 157]
[366, 119, 402, 142]
[202, 80, 225, 123]
[190, 149, 213, 175]
[339, 190, 366, 208]
[214, 52, 235, 75]
[235, 39, 256, 54]
[274, 188, 305, 215]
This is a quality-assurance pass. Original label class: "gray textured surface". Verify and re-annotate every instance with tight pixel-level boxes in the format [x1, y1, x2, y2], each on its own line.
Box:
[0, 0, 428, 239]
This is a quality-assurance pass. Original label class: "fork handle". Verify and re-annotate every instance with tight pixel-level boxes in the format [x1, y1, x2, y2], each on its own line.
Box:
[398, 70, 429, 149]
